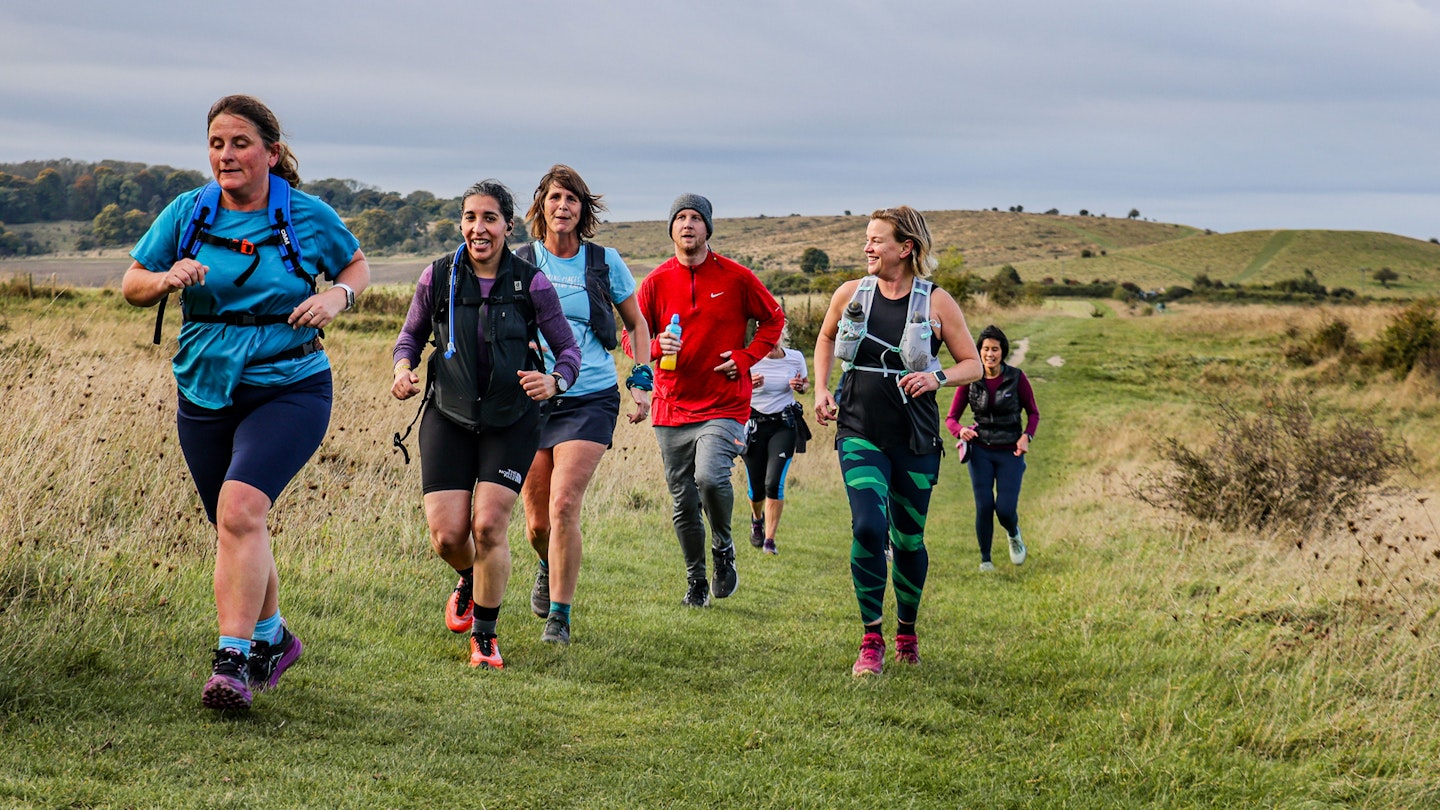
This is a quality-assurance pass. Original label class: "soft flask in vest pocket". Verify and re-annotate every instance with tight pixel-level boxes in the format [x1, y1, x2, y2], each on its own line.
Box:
[833, 300, 866, 363]
[899, 312, 934, 372]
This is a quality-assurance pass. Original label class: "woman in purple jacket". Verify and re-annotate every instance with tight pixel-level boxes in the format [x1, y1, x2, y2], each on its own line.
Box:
[946, 325, 1040, 572]
[390, 180, 580, 671]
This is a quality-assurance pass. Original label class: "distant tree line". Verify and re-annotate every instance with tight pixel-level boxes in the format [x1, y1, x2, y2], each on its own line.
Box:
[0, 159, 476, 255]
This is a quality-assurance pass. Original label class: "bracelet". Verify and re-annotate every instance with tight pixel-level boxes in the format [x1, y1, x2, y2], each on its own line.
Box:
[625, 363, 654, 392]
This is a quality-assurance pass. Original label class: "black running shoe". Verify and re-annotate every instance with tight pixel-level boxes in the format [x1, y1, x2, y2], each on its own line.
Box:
[249, 625, 304, 692]
[682, 577, 710, 608]
[711, 546, 738, 599]
[749, 518, 764, 548]
[201, 648, 252, 710]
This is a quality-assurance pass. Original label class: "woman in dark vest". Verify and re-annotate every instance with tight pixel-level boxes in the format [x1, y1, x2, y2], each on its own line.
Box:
[814, 205, 982, 677]
[391, 180, 580, 671]
[946, 324, 1040, 572]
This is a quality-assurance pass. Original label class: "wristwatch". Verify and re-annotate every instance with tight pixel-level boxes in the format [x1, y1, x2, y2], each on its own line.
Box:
[932, 369, 948, 386]
[334, 282, 356, 311]
[550, 372, 569, 394]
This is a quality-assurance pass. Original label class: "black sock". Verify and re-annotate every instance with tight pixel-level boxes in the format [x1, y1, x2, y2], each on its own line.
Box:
[863, 622, 883, 639]
[897, 620, 916, 638]
[458, 566, 474, 584]
[473, 604, 499, 637]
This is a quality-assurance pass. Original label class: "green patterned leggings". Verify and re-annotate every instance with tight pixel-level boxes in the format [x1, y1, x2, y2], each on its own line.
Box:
[838, 436, 939, 627]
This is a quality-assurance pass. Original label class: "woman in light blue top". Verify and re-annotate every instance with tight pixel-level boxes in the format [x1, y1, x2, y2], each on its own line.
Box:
[517, 164, 653, 645]
[123, 94, 369, 710]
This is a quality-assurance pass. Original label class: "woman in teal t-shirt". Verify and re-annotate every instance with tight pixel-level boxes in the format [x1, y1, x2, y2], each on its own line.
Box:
[123, 94, 369, 711]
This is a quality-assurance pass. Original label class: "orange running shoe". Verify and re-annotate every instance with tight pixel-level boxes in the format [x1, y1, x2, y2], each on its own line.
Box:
[469, 634, 504, 670]
[445, 577, 474, 634]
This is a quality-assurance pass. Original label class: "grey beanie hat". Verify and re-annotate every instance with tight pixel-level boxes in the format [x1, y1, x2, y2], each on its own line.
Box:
[668, 193, 713, 238]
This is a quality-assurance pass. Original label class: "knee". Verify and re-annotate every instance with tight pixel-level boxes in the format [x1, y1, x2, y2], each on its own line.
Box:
[429, 525, 470, 558]
[549, 487, 585, 526]
[695, 468, 730, 495]
[215, 492, 268, 542]
[471, 522, 509, 554]
[851, 516, 888, 549]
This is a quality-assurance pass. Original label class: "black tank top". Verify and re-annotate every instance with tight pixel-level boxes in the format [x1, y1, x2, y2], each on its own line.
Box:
[836, 287, 941, 453]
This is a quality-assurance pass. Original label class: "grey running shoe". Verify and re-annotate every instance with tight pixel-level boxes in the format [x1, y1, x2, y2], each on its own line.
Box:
[749, 518, 764, 548]
[979, 560, 996, 572]
[1009, 530, 1027, 565]
[683, 577, 710, 607]
[249, 625, 303, 692]
[711, 546, 738, 599]
[531, 566, 550, 618]
[541, 613, 571, 645]
[202, 648, 252, 710]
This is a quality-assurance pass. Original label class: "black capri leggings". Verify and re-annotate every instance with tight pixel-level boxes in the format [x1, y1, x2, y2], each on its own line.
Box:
[742, 417, 798, 501]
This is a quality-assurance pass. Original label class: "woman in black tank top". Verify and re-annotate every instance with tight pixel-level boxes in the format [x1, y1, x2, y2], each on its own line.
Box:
[812, 206, 983, 677]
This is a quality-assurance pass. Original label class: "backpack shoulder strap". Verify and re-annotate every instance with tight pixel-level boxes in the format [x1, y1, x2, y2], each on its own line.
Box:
[155, 183, 223, 344]
[582, 241, 618, 350]
[514, 242, 536, 266]
[178, 182, 222, 262]
[908, 278, 934, 322]
[852, 275, 878, 319]
[265, 176, 306, 279]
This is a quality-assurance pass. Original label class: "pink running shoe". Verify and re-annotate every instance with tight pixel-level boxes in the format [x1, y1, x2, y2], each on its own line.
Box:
[894, 634, 920, 666]
[852, 632, 885, 677]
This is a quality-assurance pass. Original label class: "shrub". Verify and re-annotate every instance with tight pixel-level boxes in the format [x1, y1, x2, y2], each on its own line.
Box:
[1375, 299, 1439, 377]
[757, 269, 813, 296]
[798, 247, 830, 275]
[1282, 317, 1355, 366]
[1134, 393, 1410, 532]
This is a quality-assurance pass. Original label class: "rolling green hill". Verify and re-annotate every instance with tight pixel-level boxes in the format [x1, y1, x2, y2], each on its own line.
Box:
[1005, 228, 1440, 297]
[597, 212, 1440, 298]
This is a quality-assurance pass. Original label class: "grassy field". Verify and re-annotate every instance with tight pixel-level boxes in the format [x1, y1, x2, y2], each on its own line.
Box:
[2, 292, 1440, 808]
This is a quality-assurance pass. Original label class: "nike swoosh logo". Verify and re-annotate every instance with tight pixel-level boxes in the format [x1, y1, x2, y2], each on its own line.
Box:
[710, 292, 725, 298]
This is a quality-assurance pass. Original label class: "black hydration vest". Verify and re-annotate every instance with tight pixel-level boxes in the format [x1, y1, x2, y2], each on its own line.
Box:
[513, 241, 618, 350]
[969, 363, 1024, 446]
[428, 248, 544, 430]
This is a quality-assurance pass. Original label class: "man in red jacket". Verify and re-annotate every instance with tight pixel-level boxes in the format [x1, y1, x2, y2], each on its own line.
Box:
[629, 194, 784, 607]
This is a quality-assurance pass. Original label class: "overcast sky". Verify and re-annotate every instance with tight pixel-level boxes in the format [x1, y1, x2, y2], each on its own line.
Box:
[3, 0, 1438, 240]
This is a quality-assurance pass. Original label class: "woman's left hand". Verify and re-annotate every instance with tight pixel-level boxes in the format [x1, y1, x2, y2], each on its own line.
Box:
[1015, 434, 1030, 456]
[288, 287, 346, 329]
[518, 370, 558, 401]
[899, 371, 938, 398]
[627, 388, 651, 424]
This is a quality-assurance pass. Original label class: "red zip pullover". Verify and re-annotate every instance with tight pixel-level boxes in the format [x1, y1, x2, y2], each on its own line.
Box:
[626, 251, 783, 426]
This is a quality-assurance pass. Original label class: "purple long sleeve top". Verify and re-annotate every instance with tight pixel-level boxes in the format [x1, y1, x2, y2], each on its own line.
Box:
[392, 261, 581, 387]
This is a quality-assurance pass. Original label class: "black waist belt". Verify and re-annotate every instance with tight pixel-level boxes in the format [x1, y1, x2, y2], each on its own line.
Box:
[249, 337, 323, 367]
[187, 312, 292, 327]
[750, 410, 791, 424]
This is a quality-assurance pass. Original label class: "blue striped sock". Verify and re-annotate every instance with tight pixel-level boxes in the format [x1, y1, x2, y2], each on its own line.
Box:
[548, 601, 571, 621]
[218, 636, 252, 657]
[253, 612, 283, 646]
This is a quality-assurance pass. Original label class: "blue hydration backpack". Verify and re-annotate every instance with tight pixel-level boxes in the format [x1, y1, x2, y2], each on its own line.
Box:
[152, 177, 309, 344]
